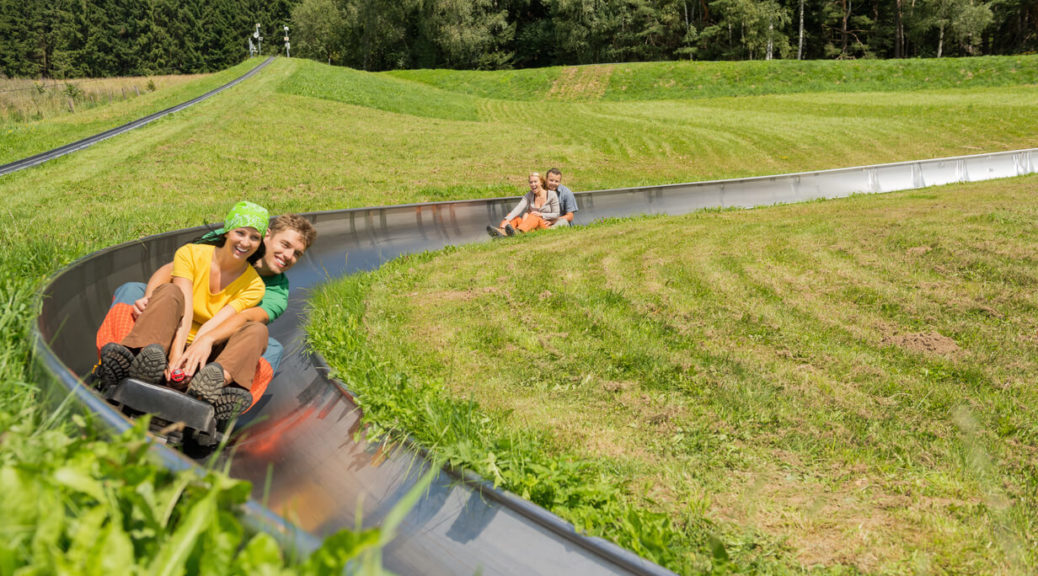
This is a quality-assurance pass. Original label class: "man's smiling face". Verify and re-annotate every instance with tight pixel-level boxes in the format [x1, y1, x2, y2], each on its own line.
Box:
[262, 229, 307, 274]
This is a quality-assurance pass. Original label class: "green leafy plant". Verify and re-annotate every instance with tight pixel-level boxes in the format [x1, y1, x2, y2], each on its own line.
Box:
[63, 82, 82, 100]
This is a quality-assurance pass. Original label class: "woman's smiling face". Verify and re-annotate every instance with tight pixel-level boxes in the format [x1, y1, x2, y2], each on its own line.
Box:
[528, 174, 541, 193]
[225, 227, 263, 261]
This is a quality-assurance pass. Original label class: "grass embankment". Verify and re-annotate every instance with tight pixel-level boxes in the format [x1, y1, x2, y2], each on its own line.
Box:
[0, 74, 204, 123]
[1, 55, 1037, 572]
[309, 176, 1038, 574]
[388, 55, 1038, 101]
[283, 58, 1038, 191]
[0, 59, 261, 165]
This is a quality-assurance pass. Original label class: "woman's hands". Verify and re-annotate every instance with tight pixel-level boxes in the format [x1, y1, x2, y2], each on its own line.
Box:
[167, 335, 214, 380]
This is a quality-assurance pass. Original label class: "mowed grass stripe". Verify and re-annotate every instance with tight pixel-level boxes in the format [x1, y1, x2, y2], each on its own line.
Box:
[310, 176, 1038, 574]
[283, 60, 1038, 185]
[389, 55, 1038, 101]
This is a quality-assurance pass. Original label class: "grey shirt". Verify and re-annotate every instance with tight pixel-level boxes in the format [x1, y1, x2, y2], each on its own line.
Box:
[555, 184, 577, 219]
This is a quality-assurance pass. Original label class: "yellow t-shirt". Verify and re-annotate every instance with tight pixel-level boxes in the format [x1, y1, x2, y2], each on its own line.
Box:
[172, 244, 265, 341]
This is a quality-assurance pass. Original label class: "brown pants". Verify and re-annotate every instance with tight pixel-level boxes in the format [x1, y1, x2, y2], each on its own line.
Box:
[122, 283, 268, 388]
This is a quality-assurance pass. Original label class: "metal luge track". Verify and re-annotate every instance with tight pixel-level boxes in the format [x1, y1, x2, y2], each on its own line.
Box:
[32, 144, 1037, 573]
[0, 57, 273, 177]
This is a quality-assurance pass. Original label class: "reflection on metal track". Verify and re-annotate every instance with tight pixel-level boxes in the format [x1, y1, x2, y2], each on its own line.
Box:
[33, 148, 1036, 575]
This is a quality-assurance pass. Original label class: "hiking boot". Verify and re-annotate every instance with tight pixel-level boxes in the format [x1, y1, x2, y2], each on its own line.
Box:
[213, 386, 253, 423]
[128, 344, 166, 385]
[98, 342, 134, 389]
[504, 223, 516, 236]
[187, 362, 225, 404]
[486, 225, 503, 238]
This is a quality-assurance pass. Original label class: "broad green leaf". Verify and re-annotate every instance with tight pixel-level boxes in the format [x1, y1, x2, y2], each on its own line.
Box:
[196, 511, 243, 576]
[66, 507, 109, 576]
[0, 541, 16, 576]
[148, 490, 217, 576]
[0, 466, 38, 525]
[29, 490, 63, 574]
[98, 517, 136, 576]
[155, 472, 195, 528]
[304, 528, 381, 575]
[232, 533, 284, 574]
[54, 466, 105, 503]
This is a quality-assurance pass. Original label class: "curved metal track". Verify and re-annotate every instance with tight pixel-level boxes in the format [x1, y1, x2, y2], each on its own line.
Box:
[33, 148, 1037, 574]
[0, 57, 273, 177]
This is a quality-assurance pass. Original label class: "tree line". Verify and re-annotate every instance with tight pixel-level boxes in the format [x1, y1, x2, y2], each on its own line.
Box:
[296, 0, 1037, 70]
[2, 0, 1036, 78]
[0, 0, 293, 78]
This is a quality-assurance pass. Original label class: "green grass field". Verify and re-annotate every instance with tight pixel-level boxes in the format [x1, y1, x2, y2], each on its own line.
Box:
[310, 176, 1038, 574]
[2, 55, 1037, 573]
[0, 61, 262, 165]
[0, 73, 209, 125]
[388, 54, 1038, 101]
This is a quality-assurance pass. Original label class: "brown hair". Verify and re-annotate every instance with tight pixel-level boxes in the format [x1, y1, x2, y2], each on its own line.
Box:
[547, 167, 562, 178]
[269, 214, 317, 250]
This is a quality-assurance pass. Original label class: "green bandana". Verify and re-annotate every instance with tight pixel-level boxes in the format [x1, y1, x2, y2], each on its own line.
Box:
[214, 201, 269, 237]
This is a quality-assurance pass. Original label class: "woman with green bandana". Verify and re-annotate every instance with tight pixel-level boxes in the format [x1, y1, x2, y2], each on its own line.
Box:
[97, 201, 268, 422]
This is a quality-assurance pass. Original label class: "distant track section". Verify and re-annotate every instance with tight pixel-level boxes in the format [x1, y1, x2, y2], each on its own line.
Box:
[0, 57, 274, 177]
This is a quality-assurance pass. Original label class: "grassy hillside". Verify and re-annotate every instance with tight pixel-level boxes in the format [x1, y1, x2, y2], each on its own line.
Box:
[280, 59, 1038, 190]
[1, 55, 1037, 573]
[8, 57, 1030, 238]
[388, 55, 1038, 101]
[310, 175, 1038, 574]
[0, 74, 206, 124]
[0, 60, 265, 165]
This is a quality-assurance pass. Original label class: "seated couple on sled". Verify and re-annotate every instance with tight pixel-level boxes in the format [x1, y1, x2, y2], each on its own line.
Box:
[94, 201, 316, 424]
[487, 167, 577, 237]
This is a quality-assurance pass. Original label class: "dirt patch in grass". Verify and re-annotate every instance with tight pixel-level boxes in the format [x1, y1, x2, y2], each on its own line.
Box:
[414, 287, 499, 303]
[711, 464, 979, 572]
[882, 330, 961, 355]
[602, 380, 635, 393]
[548, 65, 614, 101]
[536, 399, 659, 465]
[583, 428, 644, 461]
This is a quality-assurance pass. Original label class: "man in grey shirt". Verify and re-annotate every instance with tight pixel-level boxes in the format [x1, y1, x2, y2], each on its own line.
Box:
[546, 167, 577, 228]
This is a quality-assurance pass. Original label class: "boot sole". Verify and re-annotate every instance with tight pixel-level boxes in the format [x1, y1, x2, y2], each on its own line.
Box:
[128, 344, 166, 385]
[187, 363, 225, 404]
[214, 386, 252, 423]
[98, 343, 134, 389]
[128, 344, 167, 386]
